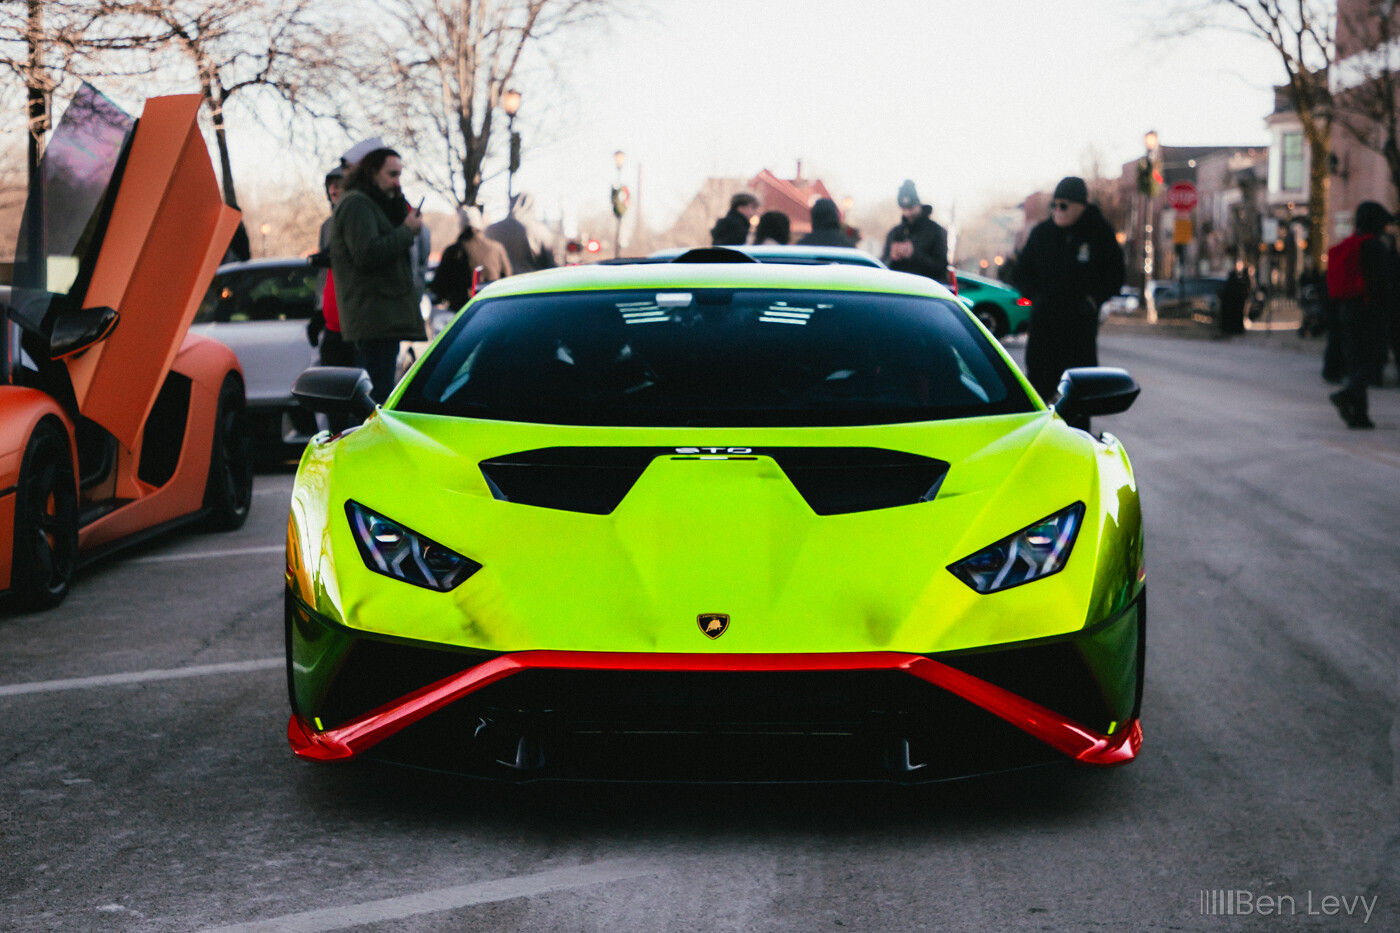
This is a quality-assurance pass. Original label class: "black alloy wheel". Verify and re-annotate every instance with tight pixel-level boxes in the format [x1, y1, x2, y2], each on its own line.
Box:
[972, 303, 1008, 339]
[202, 374, 254, 531]
[11, 420, 79, 611]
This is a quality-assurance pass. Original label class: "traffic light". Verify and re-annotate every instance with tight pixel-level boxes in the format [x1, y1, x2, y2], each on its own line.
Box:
[611, 184, 629, 218]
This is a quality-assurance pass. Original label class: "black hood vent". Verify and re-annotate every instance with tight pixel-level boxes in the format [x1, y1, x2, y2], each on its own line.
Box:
[479, 447, 948, 516]
[480, 447, 667, 515]
[767, 447, 949, 515]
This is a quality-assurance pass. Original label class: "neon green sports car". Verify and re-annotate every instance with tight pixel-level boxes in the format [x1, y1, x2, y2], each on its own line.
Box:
[284, 253, 1145, 782]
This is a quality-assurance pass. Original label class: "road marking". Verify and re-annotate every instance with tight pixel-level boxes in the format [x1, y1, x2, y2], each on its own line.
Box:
[0, 658, 282, 697]
[129, 545, 284, 564]
[195, 859, 661, 933]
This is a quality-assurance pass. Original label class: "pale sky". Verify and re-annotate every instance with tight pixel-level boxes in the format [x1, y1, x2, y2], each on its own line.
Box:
[229, 0, 1287, 235]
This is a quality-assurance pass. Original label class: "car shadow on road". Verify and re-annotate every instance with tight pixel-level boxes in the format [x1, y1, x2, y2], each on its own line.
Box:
[291, 757, 1134, 839]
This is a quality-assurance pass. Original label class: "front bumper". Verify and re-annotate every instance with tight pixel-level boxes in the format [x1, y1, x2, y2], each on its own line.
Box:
[285, 590, 1144, 783]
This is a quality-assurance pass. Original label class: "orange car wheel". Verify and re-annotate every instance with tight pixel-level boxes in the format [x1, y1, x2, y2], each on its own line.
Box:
[12, 419, 79, 611]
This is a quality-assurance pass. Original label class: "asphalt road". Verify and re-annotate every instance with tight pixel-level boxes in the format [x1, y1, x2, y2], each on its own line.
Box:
[1, 329, 1397, 932]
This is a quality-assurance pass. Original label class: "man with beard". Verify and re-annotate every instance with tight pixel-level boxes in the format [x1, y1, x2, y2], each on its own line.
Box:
[881, 180, 948, 283]
[1013, 176, 1125, 406]
[330, 147, 427, 404]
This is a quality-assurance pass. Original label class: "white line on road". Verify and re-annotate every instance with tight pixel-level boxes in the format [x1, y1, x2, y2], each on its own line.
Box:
[194, 859, 662, 933]
[128, 545, 285, 564]
[0, 658, 282, 697]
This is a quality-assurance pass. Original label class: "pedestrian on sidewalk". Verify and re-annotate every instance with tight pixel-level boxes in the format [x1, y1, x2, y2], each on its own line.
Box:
[306, 165, 355, 367]
[432, 206, 512, 310]
[881, 180, 949, 283]
[710, 193, 759, 246]
[1219, 259, 1249, 335]
[1012, 176, 1125, 404]
[486, 192, 558, 273]
[798, 198, 855, 247]
[1326, 201, 1392, 428]
[752, 210, 791, 245]
[329, 146, 427, 405]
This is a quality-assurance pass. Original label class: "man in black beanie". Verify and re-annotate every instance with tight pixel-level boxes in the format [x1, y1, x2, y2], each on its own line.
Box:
[1013, 176, 1126, 405]
[881, 179, 949, 283]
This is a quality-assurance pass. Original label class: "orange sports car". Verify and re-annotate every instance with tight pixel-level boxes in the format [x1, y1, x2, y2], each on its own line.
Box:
[1, 86, 249, 611]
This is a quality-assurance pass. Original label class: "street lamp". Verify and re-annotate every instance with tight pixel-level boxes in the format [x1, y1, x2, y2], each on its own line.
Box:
[502, 88, 522, 202]
[1139, 129, 1161, 318]
[612, 150, 626, 259]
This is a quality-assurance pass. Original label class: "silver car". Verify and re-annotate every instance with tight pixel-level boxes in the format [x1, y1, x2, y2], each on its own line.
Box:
[189, 258, 321, 462]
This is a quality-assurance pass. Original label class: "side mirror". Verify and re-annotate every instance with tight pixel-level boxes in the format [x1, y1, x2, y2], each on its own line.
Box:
[50, 306, 119, 359]
[293, 366, 377, 419]
[1053, 367, 1140, 427]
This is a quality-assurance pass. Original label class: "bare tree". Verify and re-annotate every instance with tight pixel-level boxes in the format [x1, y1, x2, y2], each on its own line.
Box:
[99, 0, 349, 215]
[0, 1, 166, 191]
[1333, 1, 1400, 202]
[364, 0, 623, 209]
[1172, 1, 1335, 266]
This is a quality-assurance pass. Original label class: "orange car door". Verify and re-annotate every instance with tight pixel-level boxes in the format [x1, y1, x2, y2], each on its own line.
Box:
[63, 94, 240, 451]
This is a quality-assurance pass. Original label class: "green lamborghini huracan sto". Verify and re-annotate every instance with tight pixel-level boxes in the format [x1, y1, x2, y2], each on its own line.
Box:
[284, 255, 1145, 782]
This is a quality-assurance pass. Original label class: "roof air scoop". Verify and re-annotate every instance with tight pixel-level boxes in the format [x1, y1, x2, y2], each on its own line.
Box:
[670, 247, 760, 264]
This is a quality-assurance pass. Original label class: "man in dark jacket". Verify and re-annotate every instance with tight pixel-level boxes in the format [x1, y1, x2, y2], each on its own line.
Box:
[710, 193, 758, 246]
[882, 180, 948, 282]
[1013, 176, 1125, 402]
[798, 198, 856, 247]
[329, 147, 427, 404]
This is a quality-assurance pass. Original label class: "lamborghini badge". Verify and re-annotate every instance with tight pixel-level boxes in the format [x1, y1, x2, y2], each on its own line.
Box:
[698, 613, 729, 639]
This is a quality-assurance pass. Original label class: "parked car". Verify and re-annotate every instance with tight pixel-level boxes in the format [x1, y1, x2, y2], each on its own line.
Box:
[1101, 286, 1142, 319]
[190, 258, 321, 462]
[1145, 277, 1226, 320]
[285, 255, 1145, 783]
[953, 270, 1032, 338]
[1, 88, 250, 611]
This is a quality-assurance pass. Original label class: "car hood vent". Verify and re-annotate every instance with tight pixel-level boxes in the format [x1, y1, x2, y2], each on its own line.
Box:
[480, 447, 950, 516]
[766, 447, 949, 515]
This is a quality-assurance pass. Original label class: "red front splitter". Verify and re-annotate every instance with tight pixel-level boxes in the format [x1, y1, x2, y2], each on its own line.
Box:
[287, 650, 1141, 767]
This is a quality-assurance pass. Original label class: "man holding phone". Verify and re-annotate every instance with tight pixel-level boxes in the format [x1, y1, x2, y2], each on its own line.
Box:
[329, 146, 427, 405]
[881, 179, 949, 284]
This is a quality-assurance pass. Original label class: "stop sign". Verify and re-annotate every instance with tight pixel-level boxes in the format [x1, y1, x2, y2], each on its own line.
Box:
[1167, 181, 1198, 211]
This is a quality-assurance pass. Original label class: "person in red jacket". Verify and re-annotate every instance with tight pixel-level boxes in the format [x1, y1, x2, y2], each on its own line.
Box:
[1326, 201, 1392, 429]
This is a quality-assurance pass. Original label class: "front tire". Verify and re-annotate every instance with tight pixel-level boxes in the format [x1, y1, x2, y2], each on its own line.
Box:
[202, 374, 253, 531]
[12, 420, 79, 611]
[972, 303, 1008, 338]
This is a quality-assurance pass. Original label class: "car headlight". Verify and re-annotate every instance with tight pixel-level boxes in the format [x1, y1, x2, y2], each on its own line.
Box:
[948, 502, 1085, 594]
[345, 500, 480, 591]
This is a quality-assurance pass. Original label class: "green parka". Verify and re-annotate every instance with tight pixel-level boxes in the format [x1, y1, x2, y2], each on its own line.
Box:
[329, 187, 427, 343]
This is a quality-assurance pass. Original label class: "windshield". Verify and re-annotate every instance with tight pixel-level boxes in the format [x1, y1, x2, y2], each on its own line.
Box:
[195, 263, 316, 323]
[397, 288, 1033, 427]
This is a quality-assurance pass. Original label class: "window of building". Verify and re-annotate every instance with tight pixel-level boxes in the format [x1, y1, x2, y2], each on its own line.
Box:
[1281, 133, 1304, 191]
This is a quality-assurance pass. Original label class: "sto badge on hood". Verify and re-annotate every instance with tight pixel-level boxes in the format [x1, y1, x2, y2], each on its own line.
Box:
[698, 613, 730, 639]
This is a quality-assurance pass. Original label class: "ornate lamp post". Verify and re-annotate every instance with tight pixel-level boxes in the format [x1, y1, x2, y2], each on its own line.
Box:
[1140, 130, 1161, 293]
[502, 88, 522, 202]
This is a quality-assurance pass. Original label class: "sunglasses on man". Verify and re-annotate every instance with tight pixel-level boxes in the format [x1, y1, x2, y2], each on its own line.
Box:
[1049, 200, 1076, 211]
